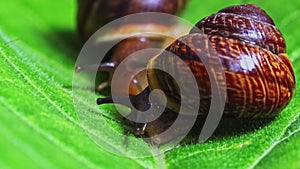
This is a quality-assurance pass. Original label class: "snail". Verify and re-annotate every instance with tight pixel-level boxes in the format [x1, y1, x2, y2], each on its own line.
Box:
[75, 0, 189, 95]
[96, 4, 295, 144]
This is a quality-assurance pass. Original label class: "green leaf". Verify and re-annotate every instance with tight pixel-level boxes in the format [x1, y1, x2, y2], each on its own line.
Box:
[0, 0, 299, 169]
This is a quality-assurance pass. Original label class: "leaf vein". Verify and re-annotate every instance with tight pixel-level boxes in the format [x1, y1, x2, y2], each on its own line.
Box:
[247, 112, 300, 169]
[0, 97, 99, 169]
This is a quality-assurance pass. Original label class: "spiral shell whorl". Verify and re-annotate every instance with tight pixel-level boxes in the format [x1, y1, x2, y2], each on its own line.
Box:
[149, 32, 294, 118]
[219, 4, 275, 25]
[191, 4, 286, 55]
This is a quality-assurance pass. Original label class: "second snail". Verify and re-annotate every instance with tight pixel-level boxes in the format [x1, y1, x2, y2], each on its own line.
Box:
[78, 3, 295, 144]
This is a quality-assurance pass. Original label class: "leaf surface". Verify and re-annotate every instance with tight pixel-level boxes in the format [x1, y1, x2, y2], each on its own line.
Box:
[0, 0, 299, 169]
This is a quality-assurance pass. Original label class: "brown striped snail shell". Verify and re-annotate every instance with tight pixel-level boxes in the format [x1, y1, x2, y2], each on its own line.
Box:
[97, 4, 295, 143]
[149, 4, 295, 118]
[77, 0, 188, 40]
[75, 0, 188, 95]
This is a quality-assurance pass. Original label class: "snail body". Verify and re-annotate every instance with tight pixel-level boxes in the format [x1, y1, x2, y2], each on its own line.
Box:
[97, 4, 295, 144]
[76, 0, 188, 95]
